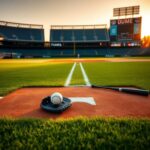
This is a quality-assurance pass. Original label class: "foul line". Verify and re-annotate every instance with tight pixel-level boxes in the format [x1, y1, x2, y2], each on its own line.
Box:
[79, 63, 91, 86]
[64, 62, 77, 86]
[0, 97, 3, 100]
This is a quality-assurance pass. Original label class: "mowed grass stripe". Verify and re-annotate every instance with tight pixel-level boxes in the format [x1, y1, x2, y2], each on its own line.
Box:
[83, 62, 150, 90]
[0, 60, 73, 96]
[70, 63, 85, 85]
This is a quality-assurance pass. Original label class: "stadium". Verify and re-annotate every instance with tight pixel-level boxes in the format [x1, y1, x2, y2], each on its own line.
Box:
[0, 1, 150, 149]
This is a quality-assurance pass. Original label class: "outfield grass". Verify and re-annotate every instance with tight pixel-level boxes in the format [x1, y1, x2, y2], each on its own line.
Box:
[0, 60, 72, 96]
[0, 118, 150, 149]
[70, 63, 85, 85]
[1, 60, 150, 95]
[84, 62, 150, 90]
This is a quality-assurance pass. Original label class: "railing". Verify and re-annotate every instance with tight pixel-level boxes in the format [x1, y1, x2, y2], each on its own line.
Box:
[0, 20, 43, 29]
[50, 24, 107, 29]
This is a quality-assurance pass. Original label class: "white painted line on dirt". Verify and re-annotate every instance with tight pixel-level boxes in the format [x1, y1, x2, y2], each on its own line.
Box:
[79, 63, 91, 86]
[0, 97, 3, 100]
[69, 97, 96, 105]
[64, 62, 77, 86]
[68, 85, 87, 87]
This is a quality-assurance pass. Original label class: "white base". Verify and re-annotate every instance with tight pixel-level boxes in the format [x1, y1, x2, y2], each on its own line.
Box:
[69, 97, 96, 105]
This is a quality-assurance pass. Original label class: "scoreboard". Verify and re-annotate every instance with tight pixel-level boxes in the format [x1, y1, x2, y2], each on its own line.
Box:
[110, 17, 141, 42]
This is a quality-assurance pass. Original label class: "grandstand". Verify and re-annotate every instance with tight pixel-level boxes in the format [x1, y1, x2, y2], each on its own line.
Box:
[0, 21, 44, 42]
[0, 16, 150, 58]
[50, 25, 109, 49]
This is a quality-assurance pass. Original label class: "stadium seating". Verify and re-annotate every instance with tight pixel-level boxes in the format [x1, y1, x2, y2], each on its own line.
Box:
[50, 30, 62, 42]
[73, 29, 84, 41]
[0, 22, 44, 42]
[63, 30, 73, 41]
[0, 22, 150, 58]
[50, 27, 109, 42]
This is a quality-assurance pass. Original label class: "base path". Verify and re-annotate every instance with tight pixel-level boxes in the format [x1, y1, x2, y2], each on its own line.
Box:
[47, 58, 150, 63]
[0, 87, 150, 119]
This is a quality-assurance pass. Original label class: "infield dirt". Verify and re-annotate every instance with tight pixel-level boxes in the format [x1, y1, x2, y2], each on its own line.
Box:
[0, 87, 150, 119]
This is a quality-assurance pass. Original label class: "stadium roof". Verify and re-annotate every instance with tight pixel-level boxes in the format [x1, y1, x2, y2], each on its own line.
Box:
[0, 20, 43, 29]
[50, 24, 108, 30]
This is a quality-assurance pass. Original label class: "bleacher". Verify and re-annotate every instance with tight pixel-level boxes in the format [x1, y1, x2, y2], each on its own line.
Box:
[0, 21, 44, 42]
[50, 25, 109, 43]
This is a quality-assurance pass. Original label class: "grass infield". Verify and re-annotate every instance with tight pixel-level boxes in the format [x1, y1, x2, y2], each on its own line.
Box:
[0, 118, 150, 149]
[83, 62, 150, 90]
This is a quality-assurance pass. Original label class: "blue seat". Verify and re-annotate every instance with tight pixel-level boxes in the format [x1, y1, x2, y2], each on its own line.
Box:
[0, 25, 44, 42]
[50, 28, 109, 42]
[63, 30, 73, 42]
[50, 30, 62, 42]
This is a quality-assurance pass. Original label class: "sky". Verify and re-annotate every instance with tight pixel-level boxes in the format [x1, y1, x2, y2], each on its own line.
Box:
[0, 0, 150, 41]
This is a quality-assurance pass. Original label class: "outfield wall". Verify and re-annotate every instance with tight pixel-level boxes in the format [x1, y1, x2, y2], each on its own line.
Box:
[0, 47, 150, 58]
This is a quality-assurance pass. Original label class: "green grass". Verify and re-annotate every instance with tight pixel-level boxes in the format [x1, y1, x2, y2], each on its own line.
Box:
[0, 60, 72, 96]
[70, 63, 85, 85]
[83, 62, 150, 90]
[1, 60, 150, 95]
[0, 118, 150, 149]
[0, 60, 150, 149]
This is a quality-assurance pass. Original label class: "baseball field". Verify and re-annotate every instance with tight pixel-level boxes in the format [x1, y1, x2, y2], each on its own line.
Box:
[0, 57, 150, 149]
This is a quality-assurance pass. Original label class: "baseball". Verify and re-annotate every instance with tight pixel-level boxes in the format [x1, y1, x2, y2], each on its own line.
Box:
[51, 92, 63, 105]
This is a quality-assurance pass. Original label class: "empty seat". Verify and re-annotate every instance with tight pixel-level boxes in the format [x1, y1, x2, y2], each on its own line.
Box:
[0, 23, 44, 42]
[50, 26, 109, 42]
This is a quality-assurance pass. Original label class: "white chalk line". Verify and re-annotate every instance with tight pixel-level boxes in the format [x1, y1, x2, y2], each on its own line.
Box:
[79, 63, 91, 86]
[0, 97, 3, 100]
[64, 62, 77, 86]
[68, 85, 87, 87]
[69, 97, 96, 105]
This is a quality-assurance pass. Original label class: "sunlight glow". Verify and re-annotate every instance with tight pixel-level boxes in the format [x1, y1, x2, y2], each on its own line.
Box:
[142, 16, 150, 37]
